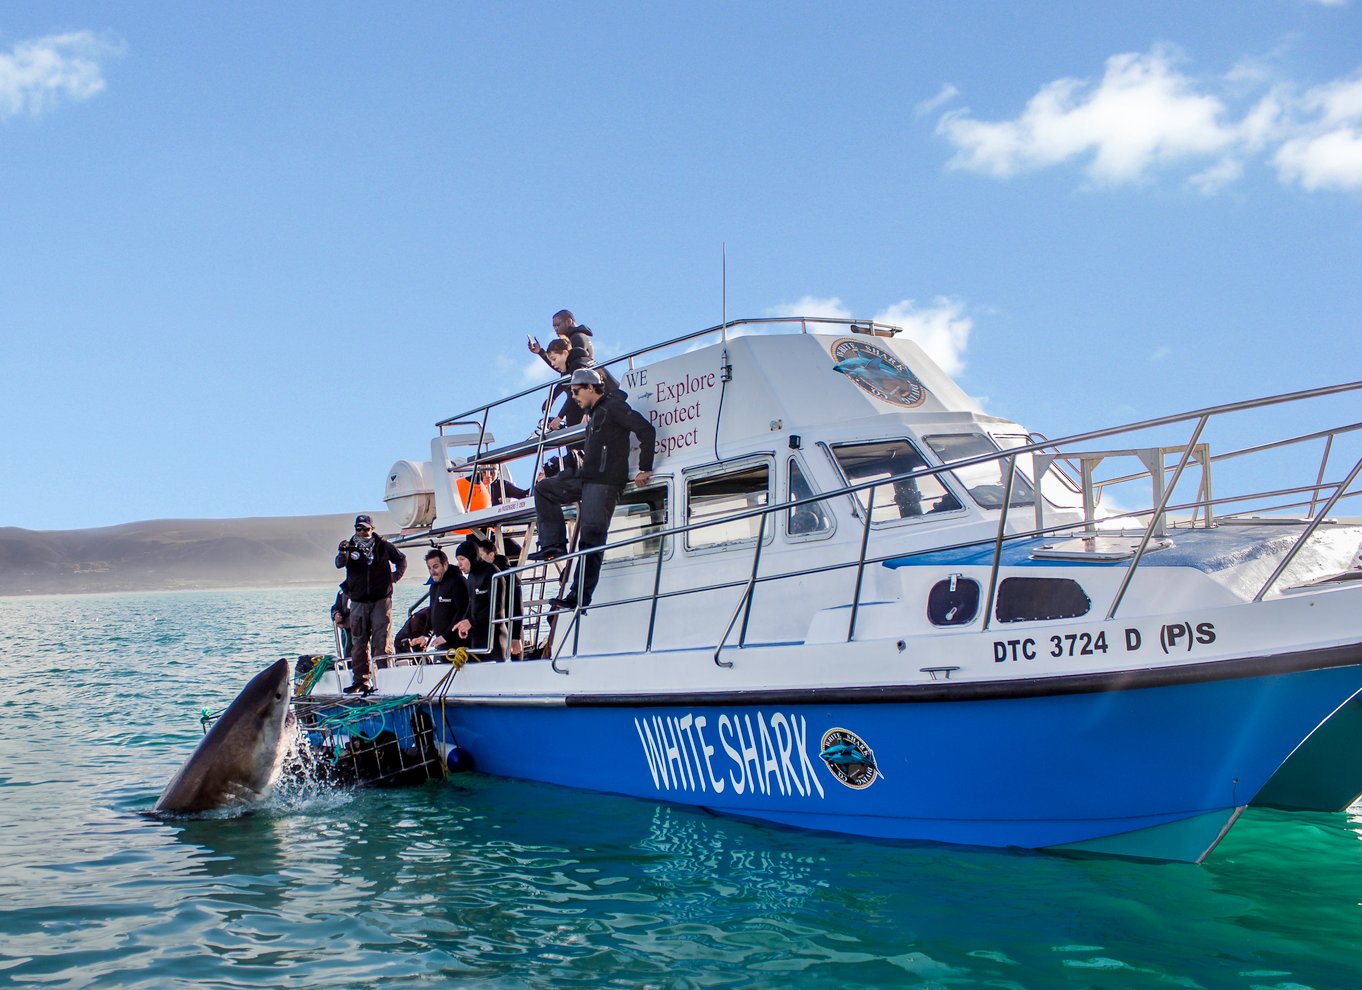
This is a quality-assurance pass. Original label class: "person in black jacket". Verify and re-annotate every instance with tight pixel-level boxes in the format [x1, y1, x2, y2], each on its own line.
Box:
[481, 463, 529, 505]
[528, 309, 595, 366]
[334, 514, 407, 693]
[455, 540, 506, 659]
[541, 339, 623, 431]
[409, 547, 470, 654]
[529, 369, 656, 609]
[472, 535, 523, 658]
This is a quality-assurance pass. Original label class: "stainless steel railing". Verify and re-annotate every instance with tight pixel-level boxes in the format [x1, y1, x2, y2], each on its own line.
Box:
[442, 376, 1362, 667]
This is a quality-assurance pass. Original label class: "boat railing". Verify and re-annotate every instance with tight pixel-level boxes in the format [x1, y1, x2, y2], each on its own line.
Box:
[465, 379, 1362, 665]
[419, 318, 908, 523]
[434, 316, 903, 431]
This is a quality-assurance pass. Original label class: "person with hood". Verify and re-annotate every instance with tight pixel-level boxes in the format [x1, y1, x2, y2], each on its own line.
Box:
[529, 369, 656, 611]
[454, 540, 509, 660]
[527, 308, 595, 366]
[473, 534, 524, 658]
[334, 514, 407, 693]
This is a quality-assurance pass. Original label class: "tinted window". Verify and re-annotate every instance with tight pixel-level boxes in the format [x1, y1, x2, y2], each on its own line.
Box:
[832, 440, 962, 522]
[995, 577, 1091, 622]
[687, 463, 770, 549]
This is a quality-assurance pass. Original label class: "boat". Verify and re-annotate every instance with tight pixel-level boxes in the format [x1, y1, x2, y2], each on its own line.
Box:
[294, 316, 1362, 862]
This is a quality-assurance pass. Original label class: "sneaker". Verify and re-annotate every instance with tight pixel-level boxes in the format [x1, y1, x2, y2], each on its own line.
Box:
[549, 595, 588, 612]
[528, 547, 565, 562]
[342, 682, 374, 695]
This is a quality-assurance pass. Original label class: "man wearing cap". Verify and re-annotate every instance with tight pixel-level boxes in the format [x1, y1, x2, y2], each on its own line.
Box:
[335, 514, 408, 693]
[529, 369, 656, 610]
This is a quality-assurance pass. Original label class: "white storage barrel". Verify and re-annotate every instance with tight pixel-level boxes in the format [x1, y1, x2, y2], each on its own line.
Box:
[384, 459, 436, 529]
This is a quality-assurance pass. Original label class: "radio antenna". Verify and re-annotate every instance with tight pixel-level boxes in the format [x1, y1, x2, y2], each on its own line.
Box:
[721, 242, 728, 342]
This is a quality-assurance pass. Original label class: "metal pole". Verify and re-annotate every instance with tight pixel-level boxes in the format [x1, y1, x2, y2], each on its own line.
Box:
[979, 455, 1017, 633]
[738, 511, 769, 648]
[847, 486, 876, 642]
[1255, 453, 1362, 602]
[1106, 415, 1209, 620]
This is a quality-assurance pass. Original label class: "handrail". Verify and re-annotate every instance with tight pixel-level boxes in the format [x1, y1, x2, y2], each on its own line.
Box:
[434, 317, 904, 429]
[712, 511, 769, 667]
[451, 377, 1362, 665]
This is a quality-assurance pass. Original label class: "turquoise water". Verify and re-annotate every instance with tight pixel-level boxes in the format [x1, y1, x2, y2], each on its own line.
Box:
[3, 588, 1362, 989]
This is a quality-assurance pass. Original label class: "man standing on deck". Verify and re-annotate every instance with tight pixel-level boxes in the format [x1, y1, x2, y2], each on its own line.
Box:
[335, 514, 407, 693]
[410, 548, 471, 653]
[529, 369, 655, 610]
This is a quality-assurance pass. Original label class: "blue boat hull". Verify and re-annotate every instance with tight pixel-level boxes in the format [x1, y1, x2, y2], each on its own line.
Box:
[419, 661, 1362, 862]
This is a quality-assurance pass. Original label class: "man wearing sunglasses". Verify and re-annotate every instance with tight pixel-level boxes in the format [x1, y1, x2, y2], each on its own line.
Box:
[334, 513, 408, 694]
[529, 369, 655, 611]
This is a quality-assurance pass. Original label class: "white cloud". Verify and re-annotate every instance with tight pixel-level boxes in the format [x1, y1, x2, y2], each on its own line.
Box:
[1273, 73, 1362, 190]
[914, 84, 959, 118]
[767, 295, 973, 376]
[871, 298, 972, 377]
[0, 31, 121, 121]
[935, 46, 1362, 194]
[1275, 128, 1362, 190]
[938, 46, 1236, 184]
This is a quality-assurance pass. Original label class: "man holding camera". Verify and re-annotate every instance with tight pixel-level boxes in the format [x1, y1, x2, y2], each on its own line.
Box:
[334, 514, 407, 694]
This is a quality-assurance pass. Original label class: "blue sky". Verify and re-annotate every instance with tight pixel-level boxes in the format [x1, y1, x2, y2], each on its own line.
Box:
[2, 2, 1360, 530]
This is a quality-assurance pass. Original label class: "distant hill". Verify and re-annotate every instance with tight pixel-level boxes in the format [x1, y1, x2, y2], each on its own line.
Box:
[0, 513, 397, 596]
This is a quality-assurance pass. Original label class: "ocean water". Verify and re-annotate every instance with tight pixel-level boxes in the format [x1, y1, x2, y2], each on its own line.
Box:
[2, 589, 1362, 990]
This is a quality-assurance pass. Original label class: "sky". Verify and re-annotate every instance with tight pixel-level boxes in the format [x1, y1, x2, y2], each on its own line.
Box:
[2, 1, 1361, 531]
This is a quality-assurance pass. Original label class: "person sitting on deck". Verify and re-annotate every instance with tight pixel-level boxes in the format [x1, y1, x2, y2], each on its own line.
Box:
[540, 338, 623, 432]
[528, 369, 655, 611]
[480, 462, 529, 505]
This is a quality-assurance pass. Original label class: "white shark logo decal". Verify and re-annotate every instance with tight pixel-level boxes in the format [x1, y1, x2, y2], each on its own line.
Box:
[831, 338, 927, 408]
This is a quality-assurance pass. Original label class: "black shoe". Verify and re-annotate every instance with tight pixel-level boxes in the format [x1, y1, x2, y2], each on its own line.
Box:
[549, 595, 588, 612]
[343, 682, 374, 695]
[528, 547, 565, 562]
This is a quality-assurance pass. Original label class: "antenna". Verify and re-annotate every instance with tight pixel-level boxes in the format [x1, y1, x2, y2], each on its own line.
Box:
[721, 242, 728, 342]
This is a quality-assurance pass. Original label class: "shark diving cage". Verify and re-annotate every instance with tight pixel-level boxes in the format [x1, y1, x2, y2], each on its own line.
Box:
[367, 316, 1362, 670]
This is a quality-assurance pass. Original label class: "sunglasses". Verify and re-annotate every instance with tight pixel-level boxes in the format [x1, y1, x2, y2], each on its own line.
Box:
[355, 525, 372, 532]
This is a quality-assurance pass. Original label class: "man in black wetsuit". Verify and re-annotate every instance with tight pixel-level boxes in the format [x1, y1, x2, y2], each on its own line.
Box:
[529, 369, 656, 610]
[409, 548, 470, 653]
[334, 514, 407, 693]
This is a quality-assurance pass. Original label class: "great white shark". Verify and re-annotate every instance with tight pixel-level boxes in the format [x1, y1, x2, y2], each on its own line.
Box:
[154, 658, 294, 814]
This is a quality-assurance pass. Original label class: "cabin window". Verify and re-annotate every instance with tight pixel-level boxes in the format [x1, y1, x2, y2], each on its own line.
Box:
[928, 576, 980, 626]
[831, 440, 962, 523]
[993, 433, 1084, 509]
[786, 457, 833, 538]
[923, 433, 1037, 509]
[603, 484, 670, 564]
[995, 577, 1091, 623]
[686, 462, 771, 550]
